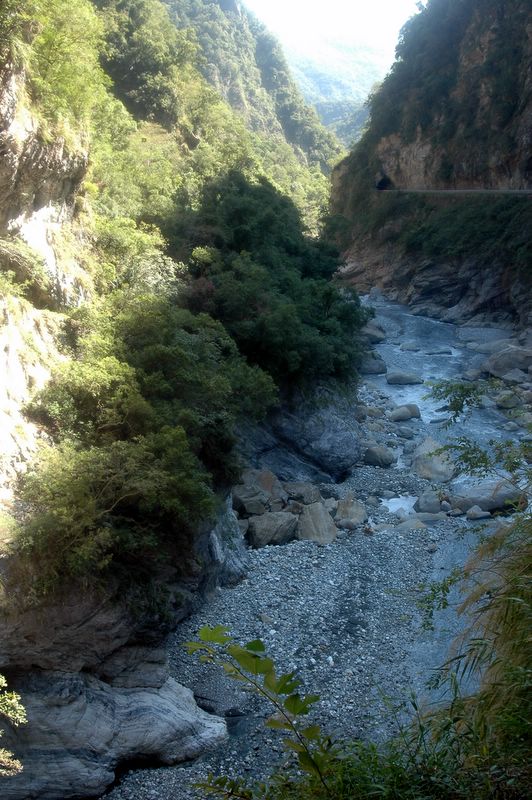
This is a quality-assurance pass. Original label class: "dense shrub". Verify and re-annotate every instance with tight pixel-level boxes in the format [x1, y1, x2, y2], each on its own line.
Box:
[173, 172, 367, 385]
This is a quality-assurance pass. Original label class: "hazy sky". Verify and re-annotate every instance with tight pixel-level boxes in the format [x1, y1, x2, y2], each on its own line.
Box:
[243, 0, 421, 61]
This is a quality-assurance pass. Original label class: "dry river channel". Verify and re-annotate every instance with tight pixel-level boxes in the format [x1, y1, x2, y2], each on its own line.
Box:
[103, 297, 528, 800]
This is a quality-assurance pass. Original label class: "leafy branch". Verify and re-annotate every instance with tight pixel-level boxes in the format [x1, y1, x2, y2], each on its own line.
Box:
[185, 626, 337, 798]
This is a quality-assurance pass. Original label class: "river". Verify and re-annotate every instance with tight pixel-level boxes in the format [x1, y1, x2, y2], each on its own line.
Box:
[104, 299, 524, 800]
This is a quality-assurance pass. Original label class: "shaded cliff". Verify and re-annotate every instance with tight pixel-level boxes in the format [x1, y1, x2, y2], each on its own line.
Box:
[332, 0, 532, 325]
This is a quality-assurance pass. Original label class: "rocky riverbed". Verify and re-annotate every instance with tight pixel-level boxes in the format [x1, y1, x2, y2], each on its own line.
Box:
[104, 298, 531, 800]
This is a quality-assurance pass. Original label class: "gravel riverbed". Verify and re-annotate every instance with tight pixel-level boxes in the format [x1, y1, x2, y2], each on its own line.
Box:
[104, 300, 524, 800]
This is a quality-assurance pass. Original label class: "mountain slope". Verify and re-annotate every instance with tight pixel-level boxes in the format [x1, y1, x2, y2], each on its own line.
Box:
[163, 0, 343, 172]
[331, 0, 532, 325]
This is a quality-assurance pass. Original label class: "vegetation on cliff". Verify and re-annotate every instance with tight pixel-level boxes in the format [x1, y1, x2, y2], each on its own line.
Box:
[0, 0, 365, 596]
[331, 0, 532, 303]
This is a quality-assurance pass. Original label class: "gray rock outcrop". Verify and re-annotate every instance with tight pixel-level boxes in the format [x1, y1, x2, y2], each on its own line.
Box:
[271, 394, 363, 479]
[1, 671, 226, 800]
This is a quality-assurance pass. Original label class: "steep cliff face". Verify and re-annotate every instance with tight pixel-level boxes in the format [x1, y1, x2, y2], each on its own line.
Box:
[0, 57, 239, 799]
[164, 0, 342, 171]
[372, 3, 532, 190]
[332, 0, 532, 323]
[0, 64, 89, 505]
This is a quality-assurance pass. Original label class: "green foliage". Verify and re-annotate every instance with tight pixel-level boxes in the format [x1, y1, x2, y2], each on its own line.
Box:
[0, 674, 26, 777]
[167, 0, 341, 173]
[186, 627, 336, 796]
[94, 0, 198, 127]
[28, 0, 109, 129]
[19, 288, 276, 595]
[172, 172, 367, 386]
[402, 196, 532, 275]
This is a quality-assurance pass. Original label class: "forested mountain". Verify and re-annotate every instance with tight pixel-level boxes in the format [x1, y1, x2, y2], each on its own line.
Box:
[285, 40, 389, 147]
[332, 0, 532, 325]
[0, 0, 365, 603]
[163, 0, 343, 172]
[0, 2, 368, 791]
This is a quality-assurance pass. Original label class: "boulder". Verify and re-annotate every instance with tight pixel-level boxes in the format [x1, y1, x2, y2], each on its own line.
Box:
[414, 490, 442, 514]
[412, 437, 455, 482]
[296, 503, 337, 545]
[415, 512, 448, 523]
[360, 351, 387, 375]
[272, 401, 363, 479]
[232, 469, 288, 517]
[1, 672, 226, 800]
[494, 391, 520, 409]
[466, 505, 491, 520]
[425, 347, 452, 355]
[449, 478, 526, 513]
[482, 347, 532, 379]
[247, 512, 298, 548]
[363, 445, 397, 468]
[389, 403, 421, 422]
[361, 321, 386, 343]
[400, 342, 420, 352]
[501, 369, 528, 384]
[395, 519, 427, 531]
[335, 493, 368, 525]
[283, 481, 322, 505]
[386, 371, 424, 385]
[323, 497, 338, 516]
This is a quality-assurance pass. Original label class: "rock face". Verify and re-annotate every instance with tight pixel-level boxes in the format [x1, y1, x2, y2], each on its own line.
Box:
[1, 672, 226, 800]
[0, 495, 248, 800]
[331, 0, 532, 326]
[0, 65, 90, 305]
[270, 390, 363, 480]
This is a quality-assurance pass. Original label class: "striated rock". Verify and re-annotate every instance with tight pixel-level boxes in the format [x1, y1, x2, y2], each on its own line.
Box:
[296, 502, 337, 544]
[412, 437, 455, 482]
[247, 512, 297, 548]
[386, 371, 424, 385]
[1, 672, 226, 800]
[389, 403, 421, 421]
[363, 445, 397, 468]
